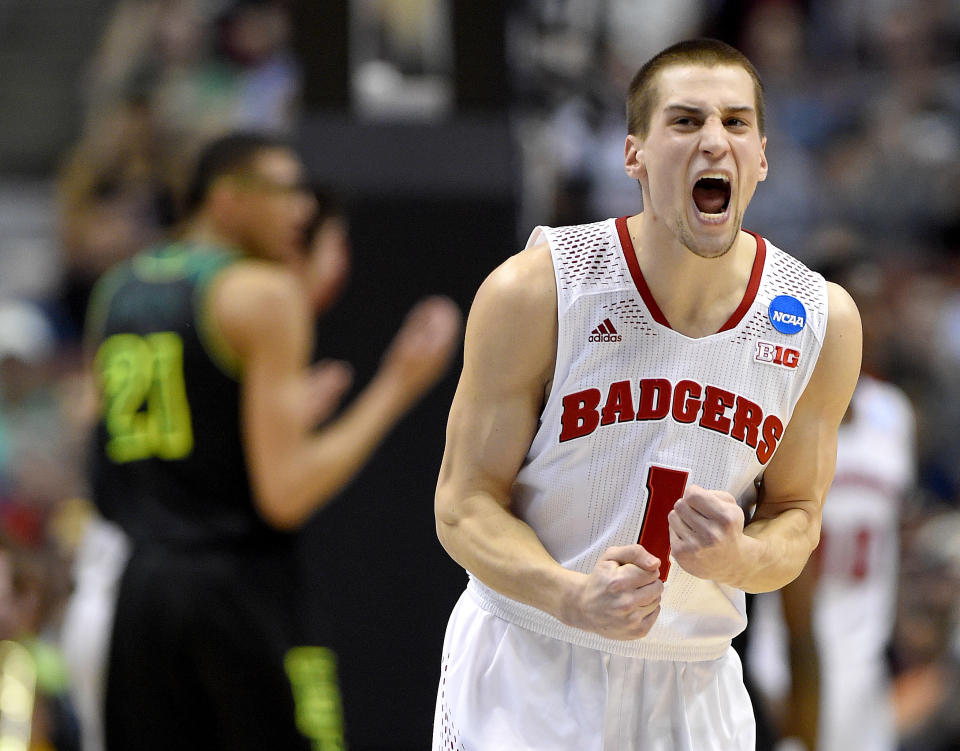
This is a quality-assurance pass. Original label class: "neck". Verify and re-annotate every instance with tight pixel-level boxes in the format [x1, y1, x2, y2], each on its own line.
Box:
[625, 212, 757, 337]
[179, 216, 242, 254]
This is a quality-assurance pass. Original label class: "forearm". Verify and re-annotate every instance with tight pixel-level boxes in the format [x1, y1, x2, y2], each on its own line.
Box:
[260, 372, 417, 528]
[729, 282, 860, 591]
[784, 632, 820, 749]
[730, 507, 819, 593]
[436, 488, 580, 621]
[781, 558, 820, 748]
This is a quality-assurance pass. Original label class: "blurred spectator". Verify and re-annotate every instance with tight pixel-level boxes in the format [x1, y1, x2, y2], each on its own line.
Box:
[821, 0, 959, 251]
[55, 0, 303, 338]
[894, 509, 960, 751]
[737, 1, 830, 256]
[85, 0, 300, 148]
[0, 300, 78, 543]
[0, 181, 62, 306]
[57, 98, 175, 339]
[59, 508, 128, 751]
[214, 0, 301, 130]
[0, 300, 86, 744]
[351, 0, 454, 119]
[0, 533, 78, 751]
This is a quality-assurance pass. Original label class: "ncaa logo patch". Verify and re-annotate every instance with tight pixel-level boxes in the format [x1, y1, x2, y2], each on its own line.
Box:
[768, 295, 806, 335]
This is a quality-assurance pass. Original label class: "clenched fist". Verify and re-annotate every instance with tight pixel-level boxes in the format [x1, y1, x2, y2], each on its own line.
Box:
[667, 484, 746, 583]
[560, 545, 664, 640]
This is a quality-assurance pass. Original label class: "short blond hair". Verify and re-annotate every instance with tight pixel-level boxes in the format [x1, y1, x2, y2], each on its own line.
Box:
[626, 39, 766, 138]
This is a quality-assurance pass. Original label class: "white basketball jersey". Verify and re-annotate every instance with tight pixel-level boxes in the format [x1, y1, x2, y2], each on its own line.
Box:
[814, 375, 914, 751]
[815, 374, 914, 663]
[468, 217, 830, 661]
[746, 376, 914, 751]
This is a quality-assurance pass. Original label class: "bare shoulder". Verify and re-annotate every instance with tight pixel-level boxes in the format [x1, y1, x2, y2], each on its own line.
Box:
[473, 242, 556, 321]
[214, 259, 303, 311]
[465, 242, 557, 388]
[210, 260, 310, 358]
[824, 281, 862, 343]
[802, 281, 862, 411]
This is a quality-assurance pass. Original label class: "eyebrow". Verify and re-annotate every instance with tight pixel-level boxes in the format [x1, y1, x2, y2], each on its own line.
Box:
[664, 104, 756, 118]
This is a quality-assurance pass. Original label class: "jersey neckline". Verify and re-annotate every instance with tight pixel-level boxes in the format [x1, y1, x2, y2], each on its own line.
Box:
[614, 216, 766, 336]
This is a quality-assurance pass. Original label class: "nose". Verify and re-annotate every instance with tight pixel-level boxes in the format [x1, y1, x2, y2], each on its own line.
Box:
[699, 117, 729, 159]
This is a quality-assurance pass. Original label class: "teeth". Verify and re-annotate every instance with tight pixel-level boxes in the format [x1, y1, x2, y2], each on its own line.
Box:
[698, 173, 729, 183]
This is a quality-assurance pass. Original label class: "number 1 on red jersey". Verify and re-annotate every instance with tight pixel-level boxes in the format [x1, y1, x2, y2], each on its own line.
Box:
[638, 466, 689, 582]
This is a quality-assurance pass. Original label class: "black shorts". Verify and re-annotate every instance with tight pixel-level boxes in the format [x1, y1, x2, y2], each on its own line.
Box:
[105, 545, 344, 751]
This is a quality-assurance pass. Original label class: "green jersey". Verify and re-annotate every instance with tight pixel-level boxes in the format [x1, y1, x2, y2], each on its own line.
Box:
[86, 242, 284, 550]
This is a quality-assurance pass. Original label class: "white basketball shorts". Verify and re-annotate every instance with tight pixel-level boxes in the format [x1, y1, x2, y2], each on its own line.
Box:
[434, 589, 755, 751]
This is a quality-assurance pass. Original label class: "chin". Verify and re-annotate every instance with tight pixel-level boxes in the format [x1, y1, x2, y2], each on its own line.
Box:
[263, 245, 296, 263]
[677, 218, 738, 259]
[690, 243, 734, 260]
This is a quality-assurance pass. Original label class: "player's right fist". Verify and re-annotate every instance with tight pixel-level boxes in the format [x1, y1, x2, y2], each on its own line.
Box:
[560, 544, 663, 640]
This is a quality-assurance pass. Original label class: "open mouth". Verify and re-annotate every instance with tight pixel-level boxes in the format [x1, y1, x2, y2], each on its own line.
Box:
[692, 176, 731, 217]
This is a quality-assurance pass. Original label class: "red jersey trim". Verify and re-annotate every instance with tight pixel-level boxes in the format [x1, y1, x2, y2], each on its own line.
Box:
[615, 216, 669, 327]
[614, 216, 766, 334]
[721, 230, 766, 332]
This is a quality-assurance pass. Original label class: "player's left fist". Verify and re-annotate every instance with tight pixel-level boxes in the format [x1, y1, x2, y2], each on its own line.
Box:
[667, 484, 745, 582]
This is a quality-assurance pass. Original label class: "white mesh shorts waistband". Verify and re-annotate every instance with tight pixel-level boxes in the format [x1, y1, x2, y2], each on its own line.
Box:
[467, 578, 731, 662]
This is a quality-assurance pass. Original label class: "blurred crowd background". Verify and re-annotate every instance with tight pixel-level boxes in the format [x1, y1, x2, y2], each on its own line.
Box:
[0, 1, 958, 749]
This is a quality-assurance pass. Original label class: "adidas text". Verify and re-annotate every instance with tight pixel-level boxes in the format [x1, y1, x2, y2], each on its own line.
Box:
[589, 333, 622, 343]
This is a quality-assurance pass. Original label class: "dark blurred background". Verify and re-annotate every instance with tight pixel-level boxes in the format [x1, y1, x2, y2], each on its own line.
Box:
[0, 1, 958, 749]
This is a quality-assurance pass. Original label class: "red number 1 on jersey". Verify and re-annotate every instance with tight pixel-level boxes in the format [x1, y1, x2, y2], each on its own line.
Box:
[638, 466, 689, 581]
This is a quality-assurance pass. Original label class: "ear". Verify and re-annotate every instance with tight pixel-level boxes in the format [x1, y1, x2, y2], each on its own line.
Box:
[206, 177, 248, 228]
[624, 134, 645, 181]
[757, 135, 769, 182]
[207, 177, 238, 214]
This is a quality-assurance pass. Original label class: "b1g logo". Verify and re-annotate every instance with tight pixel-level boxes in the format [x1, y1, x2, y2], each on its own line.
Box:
[755, 341, 800, 369]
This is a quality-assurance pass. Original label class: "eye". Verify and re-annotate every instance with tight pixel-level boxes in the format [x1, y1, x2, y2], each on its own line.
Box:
[724, 118, 748, 129]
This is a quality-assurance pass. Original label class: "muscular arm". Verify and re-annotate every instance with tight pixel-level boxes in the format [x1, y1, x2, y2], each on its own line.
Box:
[742, 282, 861, 589]
[213, 261, 458, 530]
[436, 246, 663, 639]
[435, 246, 566, 608]
[669, 283, 861, 593]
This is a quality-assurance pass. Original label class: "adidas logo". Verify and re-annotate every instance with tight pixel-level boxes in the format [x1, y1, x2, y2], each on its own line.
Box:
[589, 318, 622, 343]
